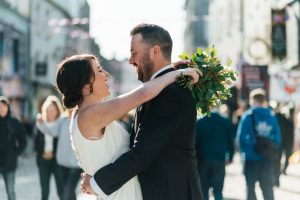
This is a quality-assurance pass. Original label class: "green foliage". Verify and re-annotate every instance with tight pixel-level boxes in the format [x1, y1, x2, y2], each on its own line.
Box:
[176, 46, 238, 115]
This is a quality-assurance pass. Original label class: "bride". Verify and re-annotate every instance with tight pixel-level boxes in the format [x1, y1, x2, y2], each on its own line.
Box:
[55, 54, 200, 199]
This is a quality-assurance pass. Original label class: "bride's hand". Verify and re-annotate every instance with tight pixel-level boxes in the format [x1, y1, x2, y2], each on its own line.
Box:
[178, 68, 203, 84]
[172, 60, 190, 69]
[81, 173, 97, 195]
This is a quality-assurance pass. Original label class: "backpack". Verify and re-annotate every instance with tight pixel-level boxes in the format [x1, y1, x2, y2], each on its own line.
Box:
[251, 112, 278, 160]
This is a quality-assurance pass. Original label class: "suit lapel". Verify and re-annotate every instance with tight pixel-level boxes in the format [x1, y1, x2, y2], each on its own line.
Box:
[154, 67, 174, 78]
[134, 104, 144, 133]
[131, 67, 175, 146]
[130, 104, 144, 147]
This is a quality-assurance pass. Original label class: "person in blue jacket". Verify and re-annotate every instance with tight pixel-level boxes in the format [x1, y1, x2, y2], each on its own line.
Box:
[237, 88, 281, 200]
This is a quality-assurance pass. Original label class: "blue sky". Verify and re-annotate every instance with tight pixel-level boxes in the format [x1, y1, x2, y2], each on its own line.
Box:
[88, 0, 186, 61]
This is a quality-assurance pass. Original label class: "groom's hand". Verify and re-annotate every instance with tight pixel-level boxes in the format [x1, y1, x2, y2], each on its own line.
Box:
[81, 173, 97, 195]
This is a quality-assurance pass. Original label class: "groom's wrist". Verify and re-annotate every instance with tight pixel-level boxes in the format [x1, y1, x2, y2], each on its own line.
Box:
[90, 177, 108, 199]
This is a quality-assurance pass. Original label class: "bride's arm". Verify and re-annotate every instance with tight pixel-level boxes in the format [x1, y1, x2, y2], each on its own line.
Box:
[79, 68, 200, 136]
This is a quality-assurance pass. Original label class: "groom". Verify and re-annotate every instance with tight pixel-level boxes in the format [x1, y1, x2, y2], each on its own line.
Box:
[82, 23, 203, 200]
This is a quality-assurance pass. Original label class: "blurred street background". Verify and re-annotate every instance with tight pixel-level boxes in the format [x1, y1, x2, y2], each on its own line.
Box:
[1, 0, 300, 199]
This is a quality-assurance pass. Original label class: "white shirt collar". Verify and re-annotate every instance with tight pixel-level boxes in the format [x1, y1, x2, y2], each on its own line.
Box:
[150, 65, 173, 80]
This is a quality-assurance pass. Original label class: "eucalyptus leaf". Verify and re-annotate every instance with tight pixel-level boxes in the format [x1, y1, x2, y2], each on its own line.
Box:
[176, 46, 238, 115]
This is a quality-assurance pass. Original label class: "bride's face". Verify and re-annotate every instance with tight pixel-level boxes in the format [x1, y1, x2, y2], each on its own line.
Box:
[90, 59, 110, 99]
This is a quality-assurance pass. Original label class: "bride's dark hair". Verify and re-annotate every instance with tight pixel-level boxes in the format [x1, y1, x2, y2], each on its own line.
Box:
[56, 54, 96, 109]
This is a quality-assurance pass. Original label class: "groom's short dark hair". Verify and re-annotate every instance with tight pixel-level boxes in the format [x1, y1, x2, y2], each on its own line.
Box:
[130, 23, 173, 60]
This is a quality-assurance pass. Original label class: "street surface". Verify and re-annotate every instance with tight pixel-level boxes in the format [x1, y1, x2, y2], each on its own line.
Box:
[1, 146, 300, 200]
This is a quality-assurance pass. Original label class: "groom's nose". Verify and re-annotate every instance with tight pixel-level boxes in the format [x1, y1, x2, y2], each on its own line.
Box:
[129, 56, 134, 65]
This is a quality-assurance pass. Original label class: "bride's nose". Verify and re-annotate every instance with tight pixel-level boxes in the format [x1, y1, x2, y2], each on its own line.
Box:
[104, 70, 110, 77]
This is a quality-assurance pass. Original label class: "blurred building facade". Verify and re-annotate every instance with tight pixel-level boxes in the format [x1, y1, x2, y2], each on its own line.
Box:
[29, 0, 100, 116]
[0, 0, 30, 119]
[0, 0, 103, 120]
[119, 60, 140, 94]
[30, 0, 70, 112]
[184, 0, 300, 104]
[184, 0, 209, 51]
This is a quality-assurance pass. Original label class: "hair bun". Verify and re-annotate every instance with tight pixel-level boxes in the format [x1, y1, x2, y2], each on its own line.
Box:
[62, 92, 83, 109]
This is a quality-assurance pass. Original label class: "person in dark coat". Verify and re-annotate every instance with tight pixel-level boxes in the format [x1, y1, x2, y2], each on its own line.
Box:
[0, 96, 27, 200]
[80, 23, 203, 200]
[196, 109, 235, 200]
[277, 105, 294, 175]
[273, 104, 295, 186]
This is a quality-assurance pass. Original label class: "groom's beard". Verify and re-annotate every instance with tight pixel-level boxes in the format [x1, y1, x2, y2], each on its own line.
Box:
[139, 54, 154, 82]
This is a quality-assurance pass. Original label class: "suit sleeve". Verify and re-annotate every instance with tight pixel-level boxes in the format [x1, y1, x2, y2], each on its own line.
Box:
[94, 85, 188, 195]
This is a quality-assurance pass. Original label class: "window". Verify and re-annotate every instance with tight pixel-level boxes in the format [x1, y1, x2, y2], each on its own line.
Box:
[0, 32, 3, 77]
[0, 32, 3, 61]
[13, 39, 19, 72]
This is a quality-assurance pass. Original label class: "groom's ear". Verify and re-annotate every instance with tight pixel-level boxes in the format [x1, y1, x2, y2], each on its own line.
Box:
[151, 45, 161, 59]
[153, 45, 160, 55]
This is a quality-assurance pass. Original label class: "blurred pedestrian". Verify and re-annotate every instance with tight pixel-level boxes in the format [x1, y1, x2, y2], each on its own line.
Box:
[36, 108, 81, 200]
[196, 107, 235, 200]
[34, 95, 63, 200]
[0, 96, 27, 200]
[296, 110, 300, 148]
[272, 103, 294, 186]
[237, 89, 281, 200]
[232, 100, 246, 138]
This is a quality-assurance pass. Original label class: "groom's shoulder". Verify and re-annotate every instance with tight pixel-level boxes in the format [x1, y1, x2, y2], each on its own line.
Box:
[161, 82, 193, 100]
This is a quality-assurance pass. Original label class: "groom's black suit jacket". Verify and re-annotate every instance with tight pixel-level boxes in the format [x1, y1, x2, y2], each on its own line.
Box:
[94, 68, 203, 200]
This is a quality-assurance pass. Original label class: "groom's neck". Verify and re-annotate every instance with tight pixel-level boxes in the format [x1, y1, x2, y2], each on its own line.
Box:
[151, 60, 171, 76]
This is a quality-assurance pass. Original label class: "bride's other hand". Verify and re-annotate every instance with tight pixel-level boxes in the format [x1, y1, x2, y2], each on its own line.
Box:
[178, 68, 203, 84]
[81, 173, 97, 195]
[172, 60, 190, 69]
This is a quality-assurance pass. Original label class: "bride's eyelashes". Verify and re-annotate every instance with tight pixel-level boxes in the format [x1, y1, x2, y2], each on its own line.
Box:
[97, 65, 103, 73]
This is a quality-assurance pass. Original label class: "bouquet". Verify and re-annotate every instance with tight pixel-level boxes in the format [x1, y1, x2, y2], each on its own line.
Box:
[176, 46, 237, 116]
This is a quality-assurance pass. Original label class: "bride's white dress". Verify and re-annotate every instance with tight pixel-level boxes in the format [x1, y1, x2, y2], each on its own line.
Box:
[70, 114, 142, 200]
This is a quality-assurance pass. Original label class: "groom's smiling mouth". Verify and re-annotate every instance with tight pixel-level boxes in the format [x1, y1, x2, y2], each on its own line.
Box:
[133, 64, 139, 70]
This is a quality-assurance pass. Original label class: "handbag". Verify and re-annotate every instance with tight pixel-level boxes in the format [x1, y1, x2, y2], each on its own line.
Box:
[251, 112, 277, 160]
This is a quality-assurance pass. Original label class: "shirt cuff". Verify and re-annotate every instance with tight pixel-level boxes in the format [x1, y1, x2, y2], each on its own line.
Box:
[90, 177, 108, 199]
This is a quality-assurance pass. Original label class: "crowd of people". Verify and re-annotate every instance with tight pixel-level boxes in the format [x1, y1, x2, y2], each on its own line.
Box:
[1, 88, 300, 200]
[195, 88, 300, 200]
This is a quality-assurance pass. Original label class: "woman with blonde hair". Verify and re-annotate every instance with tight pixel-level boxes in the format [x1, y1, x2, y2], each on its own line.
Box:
[34, 95, 63, 200]
[36, 106, 82, 200]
